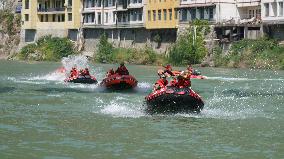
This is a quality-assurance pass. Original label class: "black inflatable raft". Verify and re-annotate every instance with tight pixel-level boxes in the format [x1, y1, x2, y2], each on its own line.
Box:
[65, 75, 98, 84]
[145, 86, 204, 114]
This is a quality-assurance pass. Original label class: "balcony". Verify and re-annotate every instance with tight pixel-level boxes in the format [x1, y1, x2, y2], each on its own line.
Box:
[236, 0, 261, 7]
[128, 2, 143, 9]
[37, 8, 65, 14]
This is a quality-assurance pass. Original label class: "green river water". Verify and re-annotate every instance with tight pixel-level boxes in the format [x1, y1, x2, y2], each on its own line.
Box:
[0, 59, 283, 159]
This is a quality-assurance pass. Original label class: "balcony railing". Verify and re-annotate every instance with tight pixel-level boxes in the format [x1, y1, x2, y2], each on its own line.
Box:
[38, 8, 65, 12]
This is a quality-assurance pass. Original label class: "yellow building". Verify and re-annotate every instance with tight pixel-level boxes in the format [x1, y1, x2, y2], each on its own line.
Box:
[145, 0, 179, 29]
[21, 0, 81, 42]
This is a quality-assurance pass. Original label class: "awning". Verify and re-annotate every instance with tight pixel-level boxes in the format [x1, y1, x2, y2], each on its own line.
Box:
[177, 3, 215, 8]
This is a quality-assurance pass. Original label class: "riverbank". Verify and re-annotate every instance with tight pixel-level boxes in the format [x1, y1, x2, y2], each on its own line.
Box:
[211, 38, 284, 70]
[0, 9, 21, 59]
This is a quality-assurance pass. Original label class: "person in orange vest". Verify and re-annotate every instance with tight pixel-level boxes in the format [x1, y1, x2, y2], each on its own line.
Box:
[70, 67, 78, 78]
[83, 68, 90, 76]
[115, 62, 129, 75]
[176, 70, 191, 88]
[106, 68, 115, 77]
[187, 64, 193, 73]
[163, 64, 174, 76]
[154, 74, 168, 91]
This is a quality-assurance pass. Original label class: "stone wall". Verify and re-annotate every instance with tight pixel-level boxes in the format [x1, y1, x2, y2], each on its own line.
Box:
[19, 27, 177, 57]
[83, 28, 176, 55]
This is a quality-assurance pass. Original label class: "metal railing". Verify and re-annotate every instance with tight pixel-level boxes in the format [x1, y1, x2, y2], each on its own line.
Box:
[37, 8, 65, 12]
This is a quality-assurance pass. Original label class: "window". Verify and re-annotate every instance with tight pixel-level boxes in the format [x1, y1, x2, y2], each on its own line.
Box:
[25, 14, 29, 21]
[190, 8, 196, 20]
[256, 9, 261, 18]
[105, 12, 108, 23]
[153, 10, 156, 21]
[163, 9, 167, 20]
[138, 10, 142, 21]
[148, 10, 151, 21]
[25, 0, 29, 9]
[68, 13, 72, 21]
[169, 9, 172, 20]
[68, 0, 72, 6]
[264, 3, 269, 17]
[98, 12, 101, 24]
[248, 10, 255, 18]
[181, 9, 187, 21]
[40, 15, 44, 22]
[174, 9, 178, 20]
[199, 8, 204, 19]
[158, 10, 161, 20]
[279, 2, 283, 16]
[53, 14, 56, 22]
[62, 14, 65, 22]
[45, 14, 48, 22]
[209, 7, 214, 19]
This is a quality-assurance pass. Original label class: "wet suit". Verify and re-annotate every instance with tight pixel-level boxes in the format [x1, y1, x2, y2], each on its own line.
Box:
[154, 78, 168, 90]
[116, 66, 129, 75]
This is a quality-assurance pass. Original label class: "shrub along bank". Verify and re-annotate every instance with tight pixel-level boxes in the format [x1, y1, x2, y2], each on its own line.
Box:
[168, 20, 209, 66]
[213, 38, 284, 70]
[18, 36, 78, 61]
[95, 34, 166, 65]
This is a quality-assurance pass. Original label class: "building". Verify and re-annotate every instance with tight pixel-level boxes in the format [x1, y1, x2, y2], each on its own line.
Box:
[146, 0, 179, 29]
[178, 0, 262, 42]
[144, 0, 179, 50]
[81, 0, 148, 52]
[22, 0, 284, 55]
[262, 0, 284, 42]
[21, 0, 81, 43]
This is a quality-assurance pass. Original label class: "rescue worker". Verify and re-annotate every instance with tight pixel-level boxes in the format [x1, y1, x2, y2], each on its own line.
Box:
[106, 68, 115, 77]
[154, 74, 168, 91]
[163, 64, 174, 76]
[70, 67, 78, 78]
[187, 64, 193, 74]
[79, 69, 84, 76]
[115, 62, 129, 75]
[176, 70, 191, 88]
[83, 68, 90, 77]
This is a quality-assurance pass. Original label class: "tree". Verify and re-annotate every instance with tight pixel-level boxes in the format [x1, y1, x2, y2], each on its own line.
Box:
[0, 0, 16, 11]
[96, 33, 114, 63]
[169, 20, 209, 65]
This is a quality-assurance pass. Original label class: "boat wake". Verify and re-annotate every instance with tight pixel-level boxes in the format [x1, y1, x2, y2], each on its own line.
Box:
[99, 96, 145, 118]
[207, 76, 284, 82]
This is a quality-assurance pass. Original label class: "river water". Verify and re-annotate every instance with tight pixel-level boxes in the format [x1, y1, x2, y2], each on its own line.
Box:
[0, 59, 283, 158]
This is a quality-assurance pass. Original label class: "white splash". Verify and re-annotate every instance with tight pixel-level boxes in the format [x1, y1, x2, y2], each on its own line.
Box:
[62, 55, 90, 73]
[137, 82, 151, 89]
[100, 96, 144, 118]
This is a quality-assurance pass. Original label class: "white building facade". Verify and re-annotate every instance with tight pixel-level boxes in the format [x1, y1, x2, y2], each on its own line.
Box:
[262, 0, 284, 41]
[178, 0, 262, 41]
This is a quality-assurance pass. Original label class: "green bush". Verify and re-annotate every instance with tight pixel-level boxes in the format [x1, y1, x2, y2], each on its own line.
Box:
[112, 47, 159, 65]
[96, 33, 114, 63]
[168, 20, 208, 65]
[213, 38, 284, 69]
[18, 35, 77, 61]
[94, 34, 163, 65]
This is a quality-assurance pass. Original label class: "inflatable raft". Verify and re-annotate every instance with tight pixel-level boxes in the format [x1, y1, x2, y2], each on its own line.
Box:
[145, 86, 204, 114]
[100, 74, 138, 89]
[65, 75, 98, 84]
[172, 70, 207, 79]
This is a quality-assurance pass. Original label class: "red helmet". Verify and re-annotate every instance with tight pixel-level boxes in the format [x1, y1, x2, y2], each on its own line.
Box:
[165, 64, 172, 70]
